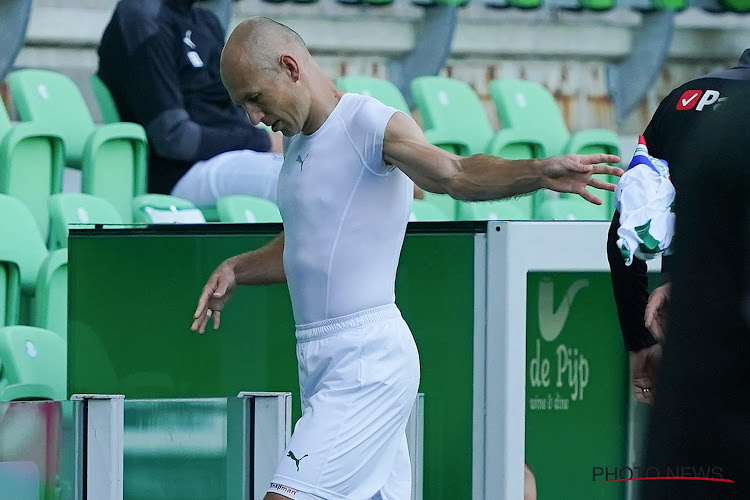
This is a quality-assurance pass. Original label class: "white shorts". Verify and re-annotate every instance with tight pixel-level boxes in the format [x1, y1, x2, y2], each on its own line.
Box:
[268, 304, 420, 500]
[170, 150, 283, 206]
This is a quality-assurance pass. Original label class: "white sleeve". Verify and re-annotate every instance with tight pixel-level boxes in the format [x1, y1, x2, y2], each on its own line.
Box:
[348, 96, 399, 175]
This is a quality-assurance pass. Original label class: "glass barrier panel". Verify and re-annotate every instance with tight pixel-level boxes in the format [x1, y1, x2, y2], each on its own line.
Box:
[123, 398, 243, 500]
[0, 400, 78, 500]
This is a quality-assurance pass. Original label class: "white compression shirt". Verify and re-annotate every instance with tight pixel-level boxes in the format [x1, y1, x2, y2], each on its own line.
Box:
[277, 93, 414, 325]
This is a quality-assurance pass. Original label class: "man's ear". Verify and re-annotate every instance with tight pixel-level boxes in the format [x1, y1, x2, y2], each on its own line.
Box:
[280, 54, 300, 82]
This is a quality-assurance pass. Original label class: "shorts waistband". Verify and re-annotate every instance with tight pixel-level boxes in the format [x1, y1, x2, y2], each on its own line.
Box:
[295, 304, 401, 342]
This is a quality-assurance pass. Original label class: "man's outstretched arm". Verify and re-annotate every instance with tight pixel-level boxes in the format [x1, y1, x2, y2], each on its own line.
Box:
[383, 112, 622, 203]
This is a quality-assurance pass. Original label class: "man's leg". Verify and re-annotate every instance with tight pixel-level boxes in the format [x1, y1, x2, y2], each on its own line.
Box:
[170, 150, 282, 206]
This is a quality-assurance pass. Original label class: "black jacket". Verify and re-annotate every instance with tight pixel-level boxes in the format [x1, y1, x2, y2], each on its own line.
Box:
[98, 0, 271, 194]
[607, 49, 750, 351]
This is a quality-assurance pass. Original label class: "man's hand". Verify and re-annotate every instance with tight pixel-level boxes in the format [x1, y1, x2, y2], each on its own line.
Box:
[540, 154, 623, 205]
[630, 343, 662, 405]
[645, 283, 671, 341]
[191, 263, 237, 334]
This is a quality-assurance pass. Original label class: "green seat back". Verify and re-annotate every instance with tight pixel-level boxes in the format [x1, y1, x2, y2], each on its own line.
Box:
[457, 198, 534, 221]
[8, 69, 94, 164]
[489, 79, 570, 157]
[335, 77, 411, 115]
[0, 325, 66, 401]
[48, 193, 123, 250]
[133, 194, 205, 224]
[534, 194, 612, 221]
[33, 249, 68, 341]
[409, 199, 451, 222]
[90, 73, 121, 124]
[216, 195, 282, 223]
[0, 195, 48, 292]
[0, 101, 63, 239]
[410, 76, 493, 156]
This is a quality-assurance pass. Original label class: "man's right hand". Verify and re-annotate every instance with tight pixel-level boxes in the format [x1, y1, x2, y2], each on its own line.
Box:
[191, 263, 237, 334]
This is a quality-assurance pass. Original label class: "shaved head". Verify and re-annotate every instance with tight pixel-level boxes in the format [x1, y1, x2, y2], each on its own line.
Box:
[223, 17, 309, 76]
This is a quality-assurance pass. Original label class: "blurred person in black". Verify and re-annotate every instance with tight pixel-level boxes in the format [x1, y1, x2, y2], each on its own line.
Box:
[642, 78, 750, 499]
[98, 0, 283, 204]
[607, 49, 750, 405]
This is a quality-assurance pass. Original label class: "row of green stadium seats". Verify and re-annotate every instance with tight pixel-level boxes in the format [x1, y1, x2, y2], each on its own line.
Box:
[259, 0, 750, 13]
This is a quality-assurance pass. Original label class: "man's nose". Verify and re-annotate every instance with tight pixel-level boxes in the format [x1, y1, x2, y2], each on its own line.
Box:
[244, 104, 264, 126]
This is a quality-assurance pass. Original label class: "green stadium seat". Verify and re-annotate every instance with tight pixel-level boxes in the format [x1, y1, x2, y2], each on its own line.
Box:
[47, 193, 123, 250]
[457, 198, 534, 221]
[410, 76, 544, 161]
[534, 194, 612, 221]
[90, 73, 121, 124]
[0, 100, 65, 239]
[410, 76, 493, 156]
[216, 195, 282, 223]
[335, 76, 410, 114]
[32, 249, 67, 340]
[489, 78, 620, 210]
[7, 69, 148, 222]
[489, 79, 618, 157]
[133, 194, 206, 224]
[0, 326, 66, 401]
[0, 195, 48, 297]
[0, 195, 67, 330]
[409, 199, 451, 221]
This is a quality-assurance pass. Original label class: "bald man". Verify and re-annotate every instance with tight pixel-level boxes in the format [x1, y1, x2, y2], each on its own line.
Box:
[191, 17, 622, 500]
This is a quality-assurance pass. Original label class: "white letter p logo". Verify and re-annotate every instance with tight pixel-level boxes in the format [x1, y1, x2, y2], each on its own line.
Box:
[696, 90, 720, 111]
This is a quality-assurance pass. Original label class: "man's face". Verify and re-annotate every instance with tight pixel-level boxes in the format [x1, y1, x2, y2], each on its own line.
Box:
[222, 55, 307, 137]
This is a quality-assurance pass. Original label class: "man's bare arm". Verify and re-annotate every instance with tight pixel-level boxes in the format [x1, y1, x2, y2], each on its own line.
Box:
[229, 232, 287, 285]
[383, 112, 622, 204]
[191, 233, 285, 333]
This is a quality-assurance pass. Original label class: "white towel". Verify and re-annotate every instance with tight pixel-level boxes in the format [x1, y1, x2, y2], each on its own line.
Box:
[615, 136, 676, 265]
